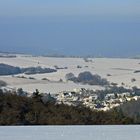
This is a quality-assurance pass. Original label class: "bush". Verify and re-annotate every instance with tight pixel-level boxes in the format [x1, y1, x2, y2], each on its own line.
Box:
[131, 78, 136, 82]
[0, 80, 7, 87]
[42, 78, 49, 81]
[65, 73, 76, 81]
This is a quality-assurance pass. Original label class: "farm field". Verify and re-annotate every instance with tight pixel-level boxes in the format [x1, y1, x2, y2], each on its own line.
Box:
[0, 54, 140, 94]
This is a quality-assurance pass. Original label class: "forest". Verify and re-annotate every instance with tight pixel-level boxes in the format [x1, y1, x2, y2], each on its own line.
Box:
[0, 91, 138, 125]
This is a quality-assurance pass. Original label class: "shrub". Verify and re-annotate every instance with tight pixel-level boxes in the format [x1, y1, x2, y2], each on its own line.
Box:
[0, 80, 7, 87]
[65, 73, 76, 81]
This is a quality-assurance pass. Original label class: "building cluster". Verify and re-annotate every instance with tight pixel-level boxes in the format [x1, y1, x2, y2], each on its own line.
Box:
[1, 86, 140, 111]
[54, 88, 140, 111]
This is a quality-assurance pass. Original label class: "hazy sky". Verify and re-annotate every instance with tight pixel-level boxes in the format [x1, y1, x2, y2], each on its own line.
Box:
[0, 0, 140, 16]
[0, 0, 140, 57]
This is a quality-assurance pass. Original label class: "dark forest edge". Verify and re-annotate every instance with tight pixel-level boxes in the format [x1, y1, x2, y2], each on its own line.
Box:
[0, 63, 57, 75]
[0, 91, 140, 125]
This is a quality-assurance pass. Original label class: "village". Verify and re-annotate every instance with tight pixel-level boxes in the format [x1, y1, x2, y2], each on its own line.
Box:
[1, 85, 140, 112]
[55, 87, 140, 111]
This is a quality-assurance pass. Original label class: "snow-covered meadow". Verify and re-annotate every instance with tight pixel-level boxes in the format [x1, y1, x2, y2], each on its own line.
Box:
[0, 54, 140, 94]
[0, 126, 140, 140]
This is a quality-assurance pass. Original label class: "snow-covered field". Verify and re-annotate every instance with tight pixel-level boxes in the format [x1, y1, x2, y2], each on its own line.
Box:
[1, 55, 140, 94]
[0, 126, 140, 140]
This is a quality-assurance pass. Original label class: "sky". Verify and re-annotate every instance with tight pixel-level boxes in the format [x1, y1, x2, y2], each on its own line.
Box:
[0, 0, 140, 57]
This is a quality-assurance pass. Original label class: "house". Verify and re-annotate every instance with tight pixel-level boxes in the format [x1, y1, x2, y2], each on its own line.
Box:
[133, 96, 140, 101]
[105, 93, 116, 100]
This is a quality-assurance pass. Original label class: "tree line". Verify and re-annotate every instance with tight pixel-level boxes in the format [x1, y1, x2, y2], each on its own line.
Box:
[0, 92, 135, 125]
